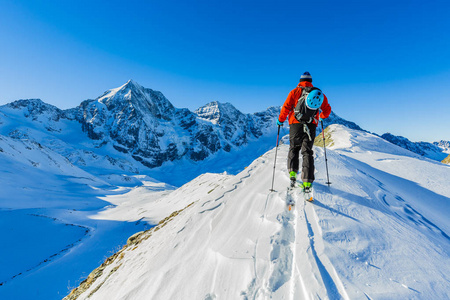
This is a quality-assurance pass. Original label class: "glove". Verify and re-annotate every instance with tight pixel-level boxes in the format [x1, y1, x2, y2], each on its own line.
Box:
[276, 120, 283, 126]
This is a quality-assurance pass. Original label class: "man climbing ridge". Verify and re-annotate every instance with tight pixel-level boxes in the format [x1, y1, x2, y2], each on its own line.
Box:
[277, 72, 331, 201]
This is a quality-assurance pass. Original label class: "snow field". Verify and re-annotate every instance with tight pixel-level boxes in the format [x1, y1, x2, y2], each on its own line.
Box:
[0, 209, 88, 284]
[72, 125, 449, 300]
[2, 122, 449, 300]
[0, 136, 154, 299]
[72, 142, 349, 299]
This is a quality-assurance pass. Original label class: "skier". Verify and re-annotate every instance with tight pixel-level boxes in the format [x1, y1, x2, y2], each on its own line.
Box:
[276, 72, 331, 199]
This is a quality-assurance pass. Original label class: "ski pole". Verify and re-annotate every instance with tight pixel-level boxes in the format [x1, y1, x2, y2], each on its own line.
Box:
[321, 120, 331, 186]
[269, 125, 281, 192]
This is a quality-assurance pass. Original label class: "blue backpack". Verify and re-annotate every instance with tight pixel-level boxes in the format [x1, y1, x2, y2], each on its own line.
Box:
[294, 87, 324, 124]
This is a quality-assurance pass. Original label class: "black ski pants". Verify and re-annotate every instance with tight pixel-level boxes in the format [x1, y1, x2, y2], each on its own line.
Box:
[288, 122, 316, 183]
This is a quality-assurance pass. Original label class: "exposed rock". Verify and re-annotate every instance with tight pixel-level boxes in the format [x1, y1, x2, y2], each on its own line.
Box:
[314, 125, 335, 148]
[442, 154, 450, 164]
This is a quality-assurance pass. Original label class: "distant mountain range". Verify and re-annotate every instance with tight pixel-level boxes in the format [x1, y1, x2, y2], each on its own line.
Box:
[1, 79, 448, 183]
[380, 133, 449, 162]
[0, 81, 282, 177]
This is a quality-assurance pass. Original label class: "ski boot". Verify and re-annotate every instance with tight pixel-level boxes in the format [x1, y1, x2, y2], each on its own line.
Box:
[289, 171, 297, 189]
[302, 182, 314, 202]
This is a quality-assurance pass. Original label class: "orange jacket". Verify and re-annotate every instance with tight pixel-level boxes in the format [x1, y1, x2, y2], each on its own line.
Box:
[278, 81, 331, 125]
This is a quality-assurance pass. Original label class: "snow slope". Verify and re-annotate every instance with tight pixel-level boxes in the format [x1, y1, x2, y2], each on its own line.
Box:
[0, 135, 163, 299]
[66, 125, 450, 300]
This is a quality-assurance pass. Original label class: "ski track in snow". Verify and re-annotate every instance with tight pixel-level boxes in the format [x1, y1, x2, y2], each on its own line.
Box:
[303, 202, 349, 300]
[246, 183, 351, 300]
[199, 168, 253, 213]
[267, 194, 295, 293]
[235, 150, 356, 299]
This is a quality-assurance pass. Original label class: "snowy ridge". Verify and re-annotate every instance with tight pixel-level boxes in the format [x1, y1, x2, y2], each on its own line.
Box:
[320, 111, 363, 133]
[315, 110, 449, 163]
[65, 125, 450, 300]
[381, 132, 448, 162]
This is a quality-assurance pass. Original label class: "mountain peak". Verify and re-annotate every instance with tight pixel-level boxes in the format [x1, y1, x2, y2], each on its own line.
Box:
[97, 80, 146, 104]
[3, 98, 62, 114]
[5, 98, 44, 107]
[123, 79, 143, 91]
[89, 80, 177, 129]
[195, 101, 242, 124]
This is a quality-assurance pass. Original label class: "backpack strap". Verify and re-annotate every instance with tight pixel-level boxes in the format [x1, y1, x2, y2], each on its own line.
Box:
[294, 87, 306, 114]
[303, 124, 312, 141]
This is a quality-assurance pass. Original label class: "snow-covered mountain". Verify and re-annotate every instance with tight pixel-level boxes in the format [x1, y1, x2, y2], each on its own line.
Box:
[320, 113, 449, 164]
[381, 133, 449, 162]
[320, 111, 363, 132]
[62, 124, 450, 300]
[434, 140, 450, 154]
[2, 80, 446, 181]
[0, 80, 281, 184]
[65, 80, 280, 166]
[195, 101, 279, 146]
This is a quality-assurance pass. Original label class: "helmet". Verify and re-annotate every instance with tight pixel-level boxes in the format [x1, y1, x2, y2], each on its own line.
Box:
[305, 89, 324, 109]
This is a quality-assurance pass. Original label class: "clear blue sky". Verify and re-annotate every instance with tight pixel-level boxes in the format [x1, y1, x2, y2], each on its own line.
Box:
[1, 0, 449, 142]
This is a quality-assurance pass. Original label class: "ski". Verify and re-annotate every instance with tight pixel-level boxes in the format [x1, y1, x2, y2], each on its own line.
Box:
[286, 187, 296, 211]
[287, 175, 314, 209]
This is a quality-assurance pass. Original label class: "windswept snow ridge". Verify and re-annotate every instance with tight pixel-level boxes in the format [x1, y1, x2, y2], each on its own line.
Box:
[65, 125, 450, 300]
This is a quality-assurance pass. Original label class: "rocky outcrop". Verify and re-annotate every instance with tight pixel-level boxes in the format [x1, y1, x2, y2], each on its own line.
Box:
[442, 154, 450, 164]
